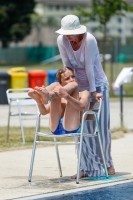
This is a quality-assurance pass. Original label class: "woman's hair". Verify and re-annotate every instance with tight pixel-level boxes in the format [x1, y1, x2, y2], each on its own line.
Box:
[73, 34, 84, 41]
[56, 67, 73, 84]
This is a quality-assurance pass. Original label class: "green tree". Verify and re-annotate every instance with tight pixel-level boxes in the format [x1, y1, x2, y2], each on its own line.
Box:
[76, 0, 133, 71]
[31, 13, 58, 28]
[0, 0, 35, 47]
[31, 13, 58, 46]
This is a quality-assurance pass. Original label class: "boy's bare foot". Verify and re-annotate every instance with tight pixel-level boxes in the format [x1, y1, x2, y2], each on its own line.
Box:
[28, 89, 42, 104]
[35, 86, 50, 104]
[71, 171, 84, 179]
[107, 166, 115, 175]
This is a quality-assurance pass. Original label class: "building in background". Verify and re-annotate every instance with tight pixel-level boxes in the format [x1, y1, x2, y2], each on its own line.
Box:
[1, 0, 132, 64]
[11, 0, 133, 47]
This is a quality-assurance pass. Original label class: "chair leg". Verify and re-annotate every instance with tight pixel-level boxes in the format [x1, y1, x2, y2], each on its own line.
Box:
[38, 117, 41, 132]
[28, 135, 37, 182]
[76, 138, 82, 184]
[76, 123, 84, 184]
[95, 114, 109, 178]
[54, 137, 62, 177]
[19, 117, 25, 144]
[36, 117, 40, 141]
[28, 114, 40, 182]
[76, 113, 88, 184]
[6, 106, 11, 142]
[17, 101, 25, 144]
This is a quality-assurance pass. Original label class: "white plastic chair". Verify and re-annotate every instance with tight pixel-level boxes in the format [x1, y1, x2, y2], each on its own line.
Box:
[28, 98, 108, 184]
[6, 88, 39, 144]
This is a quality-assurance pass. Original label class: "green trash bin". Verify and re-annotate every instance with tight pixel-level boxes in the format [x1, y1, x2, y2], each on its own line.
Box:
[117, 54, 128, 63]
[0, 72, 10, 104]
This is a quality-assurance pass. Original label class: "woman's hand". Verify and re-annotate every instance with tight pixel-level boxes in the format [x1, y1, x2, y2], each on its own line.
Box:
[92, 92, 103, 102]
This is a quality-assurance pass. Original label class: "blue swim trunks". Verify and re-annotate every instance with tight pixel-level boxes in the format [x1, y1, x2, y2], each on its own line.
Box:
[52, 118, 81, 135]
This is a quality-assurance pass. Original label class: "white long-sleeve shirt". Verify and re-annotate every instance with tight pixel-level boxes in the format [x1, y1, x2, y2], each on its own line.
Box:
[57, 32, 108, 92]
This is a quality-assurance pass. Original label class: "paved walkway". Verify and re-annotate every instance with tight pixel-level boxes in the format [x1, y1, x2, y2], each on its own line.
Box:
[0, 133, 133, 200]
[0, 98, 133, 199]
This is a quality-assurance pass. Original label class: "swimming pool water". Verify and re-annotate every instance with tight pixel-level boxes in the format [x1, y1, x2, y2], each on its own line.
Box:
[45, 181, 133, 200]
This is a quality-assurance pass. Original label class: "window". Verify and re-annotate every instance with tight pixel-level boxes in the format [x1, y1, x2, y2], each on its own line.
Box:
[118, 28, 122, 33]
[117, 17, 122, 23]
[70, 6, 74, 10]
[63, 5, 67, 10]
[130, 17, 133, 23]
[49, 5, 53, 10]
[56, 5, 60, 10]
[90, 17, 96, 22]
[106, 28, 110, 33]
[91, 27, 97, 33]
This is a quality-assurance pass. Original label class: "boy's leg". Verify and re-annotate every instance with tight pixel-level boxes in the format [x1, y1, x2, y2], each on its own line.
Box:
[62, 83, 80, 131]
[35, 82, 60, 104]
[30, 85, 63, 132]
[35, 82, 79, 104]
[28, 89, 42, 104]
[49, 97, 62, 132]
[64, 87, 86, 179]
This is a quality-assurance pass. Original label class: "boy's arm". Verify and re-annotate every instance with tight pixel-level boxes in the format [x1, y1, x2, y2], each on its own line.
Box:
[53, 86, 90, 111]
[65, 90, 90, 111]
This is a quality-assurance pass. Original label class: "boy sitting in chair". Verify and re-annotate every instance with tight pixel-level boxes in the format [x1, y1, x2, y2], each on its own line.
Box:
[28, 67, 90, 135]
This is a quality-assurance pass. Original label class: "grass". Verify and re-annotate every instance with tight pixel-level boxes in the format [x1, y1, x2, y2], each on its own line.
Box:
[0, 125, 132, 152]
[0, 126, 74, 152]
[111, 126, 133, 140]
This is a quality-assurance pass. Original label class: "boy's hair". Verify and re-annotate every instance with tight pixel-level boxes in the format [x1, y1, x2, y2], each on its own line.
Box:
[56, 67, 73, 84]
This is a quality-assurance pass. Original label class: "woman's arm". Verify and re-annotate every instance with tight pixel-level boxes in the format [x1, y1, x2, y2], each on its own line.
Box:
[85, 35, 98, 93]
[85, 34, 103, 101]
[65, 90, 90, 111]
[91, 91, 103, 102]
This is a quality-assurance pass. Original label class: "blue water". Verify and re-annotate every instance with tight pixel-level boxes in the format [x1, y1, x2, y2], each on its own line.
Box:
[45, 181, 133, 200]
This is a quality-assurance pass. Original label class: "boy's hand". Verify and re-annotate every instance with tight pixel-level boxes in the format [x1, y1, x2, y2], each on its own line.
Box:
[53, 86, 68, 98]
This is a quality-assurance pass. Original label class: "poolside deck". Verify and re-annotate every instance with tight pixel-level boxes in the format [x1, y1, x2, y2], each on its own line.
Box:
[0, 133, 133, 200]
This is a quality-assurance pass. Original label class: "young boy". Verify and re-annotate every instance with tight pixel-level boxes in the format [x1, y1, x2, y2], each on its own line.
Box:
[28, 67, 90, 135]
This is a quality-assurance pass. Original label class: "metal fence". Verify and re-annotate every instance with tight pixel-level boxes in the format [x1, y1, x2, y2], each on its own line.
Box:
[0, 44, 132, 63]
[0, 46, 59, 63]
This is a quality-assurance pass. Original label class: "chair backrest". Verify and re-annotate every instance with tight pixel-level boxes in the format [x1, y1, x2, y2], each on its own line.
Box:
[90, 98, 102, 109]
[86, 98, 102, 120]
[6, 88, 37, 106]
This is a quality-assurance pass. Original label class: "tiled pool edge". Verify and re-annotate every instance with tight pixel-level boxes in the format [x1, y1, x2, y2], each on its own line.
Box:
[14, 177, 133, 200]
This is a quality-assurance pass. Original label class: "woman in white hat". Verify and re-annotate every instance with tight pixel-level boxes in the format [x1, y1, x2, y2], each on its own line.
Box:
[56, 15, 115, 178]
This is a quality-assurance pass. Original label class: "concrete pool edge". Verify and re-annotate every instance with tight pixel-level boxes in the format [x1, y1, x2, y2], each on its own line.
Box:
[14, 178, 133, 200]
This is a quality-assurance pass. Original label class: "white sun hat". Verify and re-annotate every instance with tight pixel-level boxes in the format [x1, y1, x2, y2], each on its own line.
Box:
[56, 15, 87, 35]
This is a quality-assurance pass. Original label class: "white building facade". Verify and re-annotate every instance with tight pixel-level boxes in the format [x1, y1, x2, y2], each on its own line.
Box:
[11, 0, 133, 47]
[34, 0, 133, 45]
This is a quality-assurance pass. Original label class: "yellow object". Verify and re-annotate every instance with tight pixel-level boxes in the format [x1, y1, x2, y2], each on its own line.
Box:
[8, 67, 28, 88]
[10, 72, 28, 88]
[9, 67, 26, 73]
